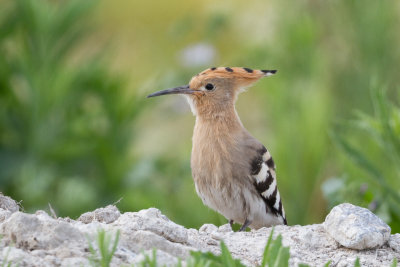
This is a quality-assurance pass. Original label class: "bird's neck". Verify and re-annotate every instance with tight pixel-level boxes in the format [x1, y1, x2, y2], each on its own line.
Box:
[191, 106, 245, 181]
[194, 105, 243, 133]
[192, 105, 245, 156]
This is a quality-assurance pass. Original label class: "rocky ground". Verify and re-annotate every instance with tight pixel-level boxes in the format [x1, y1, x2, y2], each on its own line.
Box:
[0, 193, 399, 266]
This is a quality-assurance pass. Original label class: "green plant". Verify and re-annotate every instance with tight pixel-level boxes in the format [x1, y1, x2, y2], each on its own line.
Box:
[187, 229, 290, 267]
[137, 249, 158, 267]
[1, 248, 13, 267]
[327, 86, 400, 232]
[299, 262, 331, 267]
[0, 0, 144, 216]
[88, 229, 120, 267]
[188, 241, 245, 267]
[0, 235, 19, 267]
[260, 228, 290, 267]
[354, 258, 361, 267]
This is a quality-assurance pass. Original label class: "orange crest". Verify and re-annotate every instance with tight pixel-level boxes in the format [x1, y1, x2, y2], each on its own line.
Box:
[189, 67, 276, 89]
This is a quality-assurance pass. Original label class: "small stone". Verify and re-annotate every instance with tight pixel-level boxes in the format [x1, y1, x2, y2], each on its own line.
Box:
[389, 234, 400, 253]
[218, 224, 233, 233]
[114, 208, 188, 243]
[206, 238, 219, 246]
[1, 212, 84, 250]
[1, 212, 41, 249]
[0, 208, 12, 222]
[94, 205, 121, 223]
[324, 203, 391, 250]
[77, 205, 120, 224]
[0, 193, 19, 212]
[211, 232, 223, 240]
[77, 212, 94, 224]
[199, 224, 218, 234]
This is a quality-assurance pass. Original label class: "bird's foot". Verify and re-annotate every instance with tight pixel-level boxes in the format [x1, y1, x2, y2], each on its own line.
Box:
[238, 218, 252, 232]
[229, 219, 234, 230]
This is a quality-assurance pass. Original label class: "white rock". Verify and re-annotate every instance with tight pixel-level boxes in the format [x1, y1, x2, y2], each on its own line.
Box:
[1, 212, 84, 250]
[199, 224, 218, 234]
[0, 193, 398, 267]
[60, 257, 89, 267]
[389, 234, 400, 253]
[78, 205, 121, 224]
[132, 249, 180, 267]
[2, 246, 28, 263]
[113, 208, 188, 244]
[218, 223, 233, 233]
[0, 208, 12, 223]
[0, 193, 19, 212]
[324, 203, 391, 250]
[120, 230, 192, 259]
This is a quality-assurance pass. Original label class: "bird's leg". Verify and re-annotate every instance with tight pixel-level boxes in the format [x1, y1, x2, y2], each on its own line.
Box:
[229, 219, 234, 229]
[239, 218, 252, 232]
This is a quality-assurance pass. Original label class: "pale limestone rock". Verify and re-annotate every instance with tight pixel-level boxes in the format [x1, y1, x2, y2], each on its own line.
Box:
[2, 246, 29, 263]
[324, 203, 391, 250]
[120, 230, 192, 259]
[1, 212, 84, 250]
[132, 249, 180, 267]
[0, 193, 19, 213]
[113, 208, 188, 243]
[389, 234, 400, 253]
[78, 205, 121, 224]
[0, 193, 398, 267]
[0, 208, 12, 223]
[60, 257, 89, 267]
[199, 223, 218, 233]
[0, 193, 18, 223]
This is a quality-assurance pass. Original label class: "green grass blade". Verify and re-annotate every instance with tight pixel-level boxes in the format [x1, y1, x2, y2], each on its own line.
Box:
[220, 241, 245, 267]
[261, 228, 275, 267]
[86, 229, 120, 267]
[354, 257, 361, 267]
[331, 131, 400, 204]
[267, 235, 283, 267]
[273, 246, 290, 267]
[391, 258, 398, 267]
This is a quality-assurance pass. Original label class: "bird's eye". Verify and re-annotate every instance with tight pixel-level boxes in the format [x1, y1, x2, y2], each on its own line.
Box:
[205, 83, 214, 90]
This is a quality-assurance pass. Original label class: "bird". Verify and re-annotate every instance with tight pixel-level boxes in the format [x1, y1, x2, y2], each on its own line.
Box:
[147, 67, 287, 231]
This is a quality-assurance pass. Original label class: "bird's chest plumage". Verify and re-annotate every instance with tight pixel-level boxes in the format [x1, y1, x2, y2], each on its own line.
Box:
[191, 120, 244, 185]
[190, 119, 252, 222]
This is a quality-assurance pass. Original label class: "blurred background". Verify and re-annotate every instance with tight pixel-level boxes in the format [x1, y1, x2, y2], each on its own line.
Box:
[0, 0, 399, 232]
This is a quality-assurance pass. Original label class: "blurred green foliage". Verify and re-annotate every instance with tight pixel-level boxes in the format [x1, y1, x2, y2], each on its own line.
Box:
[0, 0, 399, 231]
[325, 87, 400, 232]
[0, 0, 144, 215]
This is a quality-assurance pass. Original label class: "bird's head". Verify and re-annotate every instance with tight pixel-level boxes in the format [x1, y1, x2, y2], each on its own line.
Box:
[147, 67, 276, 117]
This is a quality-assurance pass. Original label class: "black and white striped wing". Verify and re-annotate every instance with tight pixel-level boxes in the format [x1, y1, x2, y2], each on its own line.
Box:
[250, 146, 287, 225]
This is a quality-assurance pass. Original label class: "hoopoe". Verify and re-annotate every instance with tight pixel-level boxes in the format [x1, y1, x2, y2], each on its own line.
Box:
[148, 67, 287, 231]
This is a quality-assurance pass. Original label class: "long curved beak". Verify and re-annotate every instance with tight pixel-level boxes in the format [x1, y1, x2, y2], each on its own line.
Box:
[147, 85, 195, 98]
